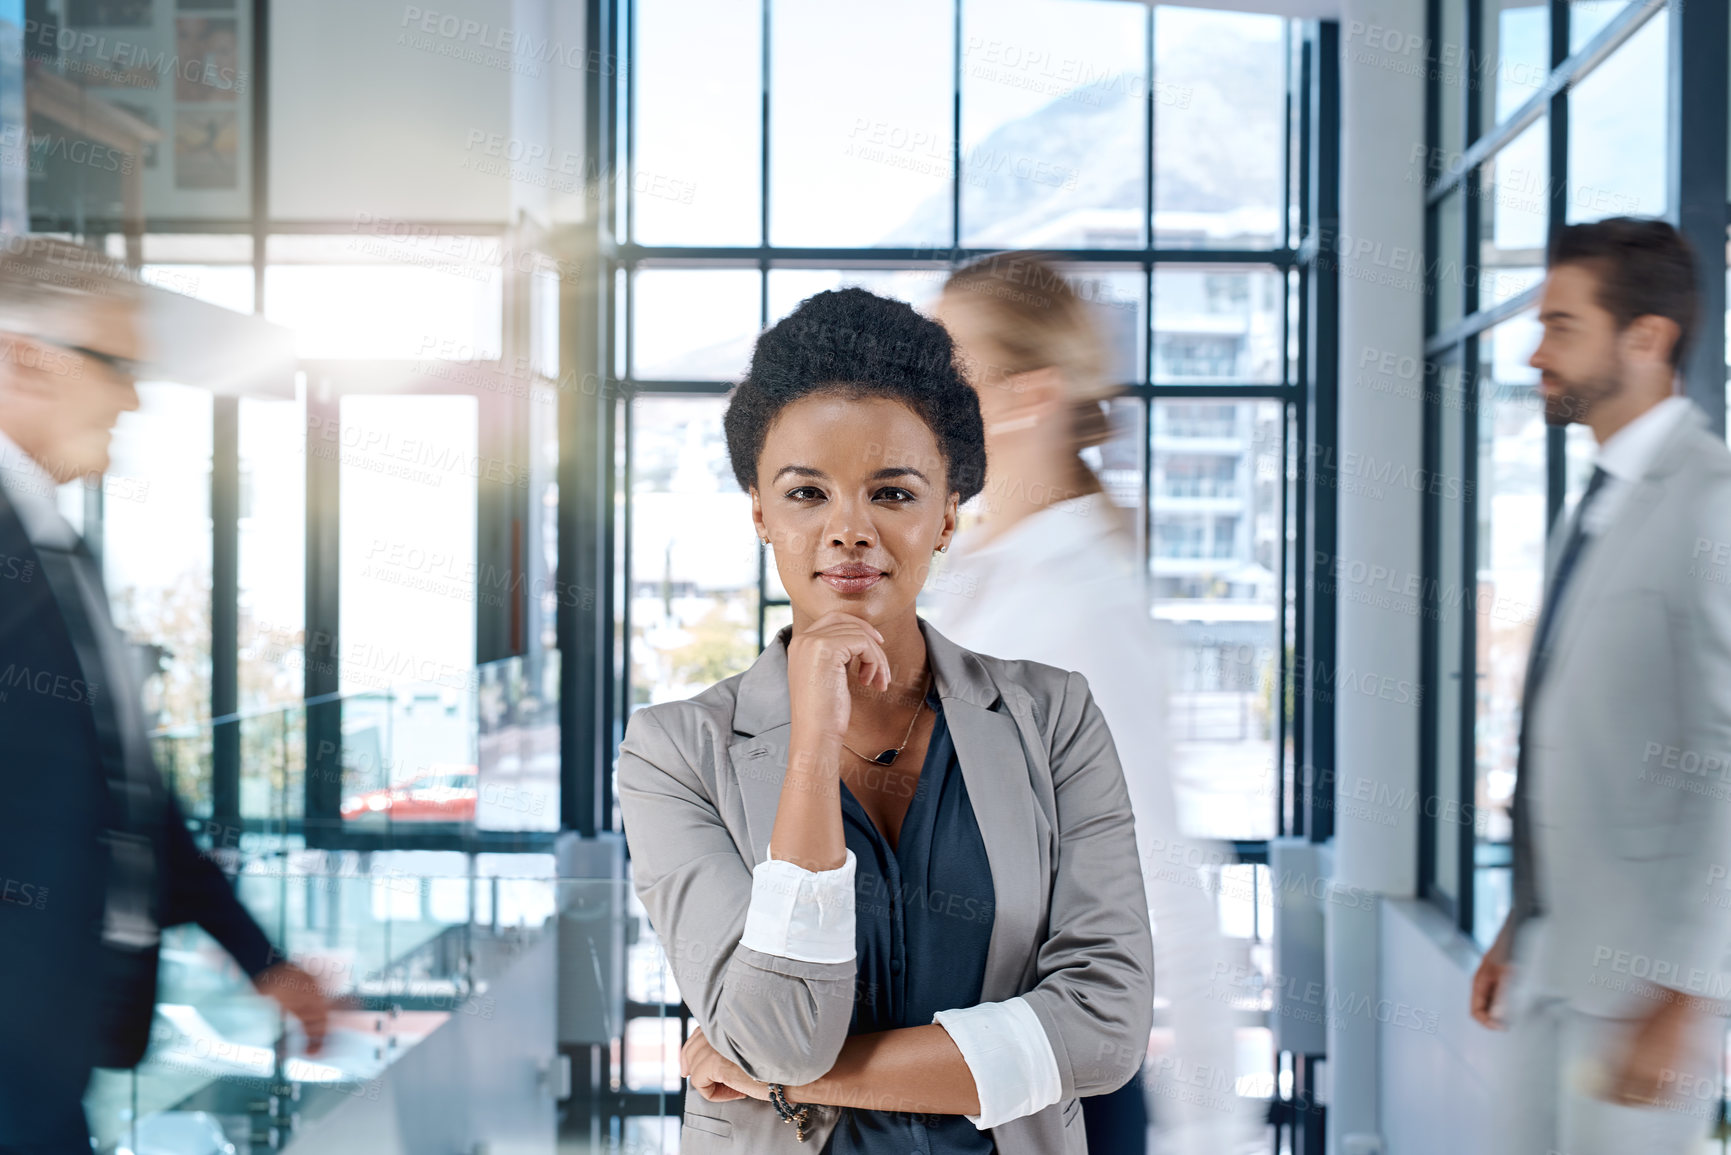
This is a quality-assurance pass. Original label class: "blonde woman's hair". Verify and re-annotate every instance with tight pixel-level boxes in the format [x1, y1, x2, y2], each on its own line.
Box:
[942, 251, 1119, 449]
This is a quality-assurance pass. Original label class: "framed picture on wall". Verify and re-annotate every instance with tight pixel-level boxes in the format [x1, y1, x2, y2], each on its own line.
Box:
[174, 16, 238, 101]
[174, 108, 236, 188]
[112, 100, 161, 167]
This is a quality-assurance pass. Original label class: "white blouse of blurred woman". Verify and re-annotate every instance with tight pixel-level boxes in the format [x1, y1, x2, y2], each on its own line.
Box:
[928, 257, 1254, 1155]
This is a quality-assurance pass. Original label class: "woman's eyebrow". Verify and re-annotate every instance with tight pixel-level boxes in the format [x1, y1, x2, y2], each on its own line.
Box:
[868, 466, 929, 485]
[771, 465, 930, 484]
[772, 464, 827, 483]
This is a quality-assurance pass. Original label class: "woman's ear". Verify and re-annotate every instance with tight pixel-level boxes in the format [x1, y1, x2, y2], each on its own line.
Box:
[939, 490, 961, 551]
[749, 487, 769, 546]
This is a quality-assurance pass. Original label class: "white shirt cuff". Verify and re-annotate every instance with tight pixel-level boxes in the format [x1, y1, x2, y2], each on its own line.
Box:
[932, 996, 1063, 1129]
[738, 849, 857, 964]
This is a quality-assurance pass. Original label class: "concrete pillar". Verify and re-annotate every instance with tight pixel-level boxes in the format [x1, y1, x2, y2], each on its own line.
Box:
[1325, 1, 1427, 1149]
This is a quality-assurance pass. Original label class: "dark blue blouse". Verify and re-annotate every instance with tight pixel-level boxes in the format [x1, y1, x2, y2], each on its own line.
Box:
[822, 685, 998, 1155]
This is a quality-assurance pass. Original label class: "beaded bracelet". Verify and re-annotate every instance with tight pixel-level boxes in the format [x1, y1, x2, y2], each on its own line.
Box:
[767, 1082, 812, 1142]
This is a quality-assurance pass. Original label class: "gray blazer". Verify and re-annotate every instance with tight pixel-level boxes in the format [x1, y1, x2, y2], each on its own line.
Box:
[1508, 400, 1731, 1017]
[617, 617, 1155, 1154]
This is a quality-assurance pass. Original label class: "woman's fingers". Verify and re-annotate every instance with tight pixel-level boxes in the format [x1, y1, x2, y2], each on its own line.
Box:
[797, 616, 894, 689]
[683, 1027, 749, 1103]
[849, 641, 893, 694]
[696, 1079, 746, 1103]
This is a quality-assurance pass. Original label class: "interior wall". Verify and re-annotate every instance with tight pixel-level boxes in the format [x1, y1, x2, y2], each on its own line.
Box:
[1380, 900, 1508, 1155]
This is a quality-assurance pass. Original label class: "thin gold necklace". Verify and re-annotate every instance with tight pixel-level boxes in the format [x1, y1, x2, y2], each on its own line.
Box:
[840, 671, 930, 766]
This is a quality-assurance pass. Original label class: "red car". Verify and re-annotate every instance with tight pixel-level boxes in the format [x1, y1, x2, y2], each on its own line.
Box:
[340, 765, 478, 822]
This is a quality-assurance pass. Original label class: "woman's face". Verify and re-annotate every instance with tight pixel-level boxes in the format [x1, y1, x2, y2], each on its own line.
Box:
[750, 392, 959, 629]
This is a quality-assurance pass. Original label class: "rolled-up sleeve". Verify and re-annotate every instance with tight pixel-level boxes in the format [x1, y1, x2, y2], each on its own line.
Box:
[933, 996, 1063, 1128]
[741, 851, 858, 964]
[1017, 669, 1156, 1100]
[617, 706, 858, 1086]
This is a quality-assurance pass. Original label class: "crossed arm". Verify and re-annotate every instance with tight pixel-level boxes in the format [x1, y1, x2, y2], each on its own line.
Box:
[682, 1021, 984, 1115]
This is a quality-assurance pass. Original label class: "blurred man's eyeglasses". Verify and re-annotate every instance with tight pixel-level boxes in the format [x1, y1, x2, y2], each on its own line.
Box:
[53, 341, 144, 380]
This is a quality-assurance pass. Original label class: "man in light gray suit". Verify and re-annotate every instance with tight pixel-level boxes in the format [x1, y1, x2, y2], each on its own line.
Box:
[1471, 217, 1731, 1154]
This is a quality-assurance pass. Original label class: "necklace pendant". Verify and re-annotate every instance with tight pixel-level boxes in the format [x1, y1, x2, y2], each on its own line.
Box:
[873, 749, 898, 766]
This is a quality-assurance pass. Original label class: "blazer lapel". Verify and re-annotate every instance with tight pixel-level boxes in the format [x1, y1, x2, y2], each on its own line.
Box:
[729, 626, 794, 867]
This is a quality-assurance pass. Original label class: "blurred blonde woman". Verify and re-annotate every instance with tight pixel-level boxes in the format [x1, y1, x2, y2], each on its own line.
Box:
[929, 254, 1251, 1155]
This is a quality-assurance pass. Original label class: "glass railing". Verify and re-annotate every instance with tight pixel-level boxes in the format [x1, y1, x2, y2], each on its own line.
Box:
[79, 848, 1290, 1154]
[82, 868, 654, 1155]
[148, 650, 560, 850]
[78, 652, 580, 1153]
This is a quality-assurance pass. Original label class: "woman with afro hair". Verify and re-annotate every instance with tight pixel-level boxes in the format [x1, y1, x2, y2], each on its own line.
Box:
[618, 287, 1153, 1154]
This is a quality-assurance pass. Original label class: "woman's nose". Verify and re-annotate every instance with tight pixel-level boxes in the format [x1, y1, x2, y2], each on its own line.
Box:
[824, 503, 875, 549]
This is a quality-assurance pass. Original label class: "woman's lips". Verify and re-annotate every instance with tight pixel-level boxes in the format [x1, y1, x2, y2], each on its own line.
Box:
[818, 567, 884, 594]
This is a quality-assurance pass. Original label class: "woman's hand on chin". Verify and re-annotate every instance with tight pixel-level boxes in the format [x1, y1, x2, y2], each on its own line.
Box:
[680, 1025, 773, 1103]
[785, 609, 892, 741]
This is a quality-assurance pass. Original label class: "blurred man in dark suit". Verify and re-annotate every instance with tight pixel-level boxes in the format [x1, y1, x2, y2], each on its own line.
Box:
[0, 244, 329, 1154]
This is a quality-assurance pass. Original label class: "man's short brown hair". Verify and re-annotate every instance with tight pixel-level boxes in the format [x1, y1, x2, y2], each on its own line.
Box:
[1548, 216, 1699, 369]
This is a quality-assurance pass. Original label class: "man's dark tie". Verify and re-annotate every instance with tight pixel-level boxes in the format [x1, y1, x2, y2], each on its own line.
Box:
[1510, 465, 1609, 923]
[1523, 464, 1610, 699]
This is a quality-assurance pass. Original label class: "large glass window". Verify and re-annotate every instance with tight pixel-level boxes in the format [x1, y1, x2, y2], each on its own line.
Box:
[608, 9, 1326, 1141]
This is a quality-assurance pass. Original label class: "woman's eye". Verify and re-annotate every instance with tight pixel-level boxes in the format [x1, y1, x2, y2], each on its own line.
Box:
[875, 487, 915, 502]
[786, 486, 824, 501]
